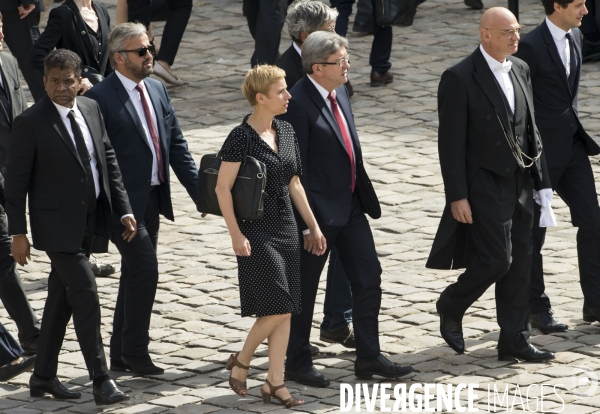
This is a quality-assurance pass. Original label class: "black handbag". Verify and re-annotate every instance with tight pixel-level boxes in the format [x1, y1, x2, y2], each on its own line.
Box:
[375, 0, 418, 27]
[196, 125, 267, 221]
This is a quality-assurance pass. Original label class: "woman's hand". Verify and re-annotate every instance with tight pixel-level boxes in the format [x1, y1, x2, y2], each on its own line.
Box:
[303, 227, 326, 256]
[78, 78, 94, 95]
[232, 233, 251, 257]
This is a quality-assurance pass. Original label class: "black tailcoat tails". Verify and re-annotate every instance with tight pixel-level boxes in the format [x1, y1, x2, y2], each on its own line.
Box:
[515, 20, 600, 313]
[427, 47, 550, 353]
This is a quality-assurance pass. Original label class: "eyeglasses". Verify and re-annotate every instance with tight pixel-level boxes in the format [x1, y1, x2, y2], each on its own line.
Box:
[119, 44, 156, 57]
[316, 54, 350, 67]
[484, 27, 523, 37]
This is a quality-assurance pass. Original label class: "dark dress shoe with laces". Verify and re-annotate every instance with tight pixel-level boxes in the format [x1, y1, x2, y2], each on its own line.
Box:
[320, 326, 356, 348]
[370, 70, 394, 87]
[285, 365, 330, 387]
[121, 354, 164, 376]
[93, 379, 130, 406]
[464, 0, 484, 9]
[437, 302, 465, 354]
[29, 375, 81, 399]
[583, 303, 600, 322]
[0, 356, 36, 381]
[110, 359, 132, 372]
[530, 310, 568, 334]
[498, 344, 555, 362]
[355, 354, 414, 379]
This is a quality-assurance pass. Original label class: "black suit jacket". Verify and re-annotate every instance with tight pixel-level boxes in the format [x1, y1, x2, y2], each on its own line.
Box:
[514, 20, 600, 169]
[276, 43, 304, 90]
[279, 75, 380, 230]
[0, 0, 42, 11]
[30, 0, 110, 77]
[427, 47, 550, 270]
[4, 96, 132, 252]
[85, 73, 198, 222]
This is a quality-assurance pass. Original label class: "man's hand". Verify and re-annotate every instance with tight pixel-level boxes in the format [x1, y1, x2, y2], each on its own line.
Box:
[11, 235, 31, 266]
[303, 228, 327, 256]
[18, 4, 35, 18]
[121, 216, 137, 242]
[451, 198, 473, 224]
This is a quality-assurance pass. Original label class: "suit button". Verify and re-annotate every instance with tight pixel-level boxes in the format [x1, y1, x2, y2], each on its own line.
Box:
[496, 141, 501, 146]
[358, 160, 362, 164]
[486, 115, 491, 120]
[148, 158, 152, 163]
[81, 201, 85, 205]
[348, 186, 351, 190]
[147, 180, 150, 185]
[570, 123, 574, 127]
[80, 178, 84, 183]
[506, 168, 510, 173]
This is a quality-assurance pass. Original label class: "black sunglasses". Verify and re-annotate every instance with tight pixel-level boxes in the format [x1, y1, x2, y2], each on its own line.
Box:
[119, 44, 156, 57]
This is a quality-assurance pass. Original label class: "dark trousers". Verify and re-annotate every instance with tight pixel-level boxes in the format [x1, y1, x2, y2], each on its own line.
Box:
[329, 0, 392, 73]
[581, 0, 600, 39]
[110, 187, 160, 361]
[321, 248, 353, 332]
[0, 321, 22, 367]
[437, 169, 533, 353]
[36, 217, 108, 380]
[128, 0, 193, 65]
[286, 193, 382, 368]
[0, 208, 40, 345]
[243, 0, 287, 66]
[0, 10, 46, 102]
[530, 138, 600, 312]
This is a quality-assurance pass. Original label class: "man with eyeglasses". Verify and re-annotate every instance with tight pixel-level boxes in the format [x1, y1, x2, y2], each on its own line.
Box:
[515, 0, 600, 332]
[85, 23, 198, 376]
[280, 31, 413, 387]
[427, 7, 555, 362]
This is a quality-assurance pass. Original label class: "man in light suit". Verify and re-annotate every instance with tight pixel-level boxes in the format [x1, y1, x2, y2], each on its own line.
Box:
[0, 13, 40, 355]
[514, 0, 600, 332]
[5, 49, 133, 404]
[427, 8, 555, 362]
[86, 23, 199, 376]
[280, 31, 413, 387]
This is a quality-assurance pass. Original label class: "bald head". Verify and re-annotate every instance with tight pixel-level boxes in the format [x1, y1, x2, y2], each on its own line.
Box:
[479, 7, 520, 62]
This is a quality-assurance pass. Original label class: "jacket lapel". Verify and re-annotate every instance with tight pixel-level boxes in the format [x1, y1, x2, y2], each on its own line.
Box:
[540, 20, 572, 95]
[304, 76, 347, 152]
[292, 47, 304, 82]
[76, 98, 104, 168]
[144, 81, 167, 152]
[42, 97, 84, 170]
[111, 74, 152, 151]
[472, 48, 514, 141]
[335, 85, 361, 156]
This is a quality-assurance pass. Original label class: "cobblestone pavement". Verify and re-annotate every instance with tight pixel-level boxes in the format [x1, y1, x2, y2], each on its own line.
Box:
[2, 0, 600, 412]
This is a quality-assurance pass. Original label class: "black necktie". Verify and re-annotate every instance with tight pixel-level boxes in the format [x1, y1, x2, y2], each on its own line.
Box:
[0, 69, 12, 124]
[565, 32, 578, 93]
[67, 110, 96, 210]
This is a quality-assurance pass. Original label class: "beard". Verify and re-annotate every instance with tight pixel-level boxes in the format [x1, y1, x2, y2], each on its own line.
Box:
[123, 55, 153, 80]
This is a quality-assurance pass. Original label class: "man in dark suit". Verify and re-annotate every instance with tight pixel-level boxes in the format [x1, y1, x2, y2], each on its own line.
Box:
[5, 49, 133, 404]
[0, 2, 45, 101]
[85, 23, 199, 376]
[427, 8, 555, 362]
[280, 31, 413, 387]
[0, 15, 40, 356]
[514, 0, 600, 332]
[242, 0, 287, 66]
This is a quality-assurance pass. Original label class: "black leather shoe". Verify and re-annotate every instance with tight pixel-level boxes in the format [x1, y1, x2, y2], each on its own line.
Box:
[583, 38, 600, 63]
[20, 336, 39, 356]
[355, 354, 414, 379]
[121, 354, 164, 376]
[345, 79, 354, 97]
[498, 344, 555, 362]
[110, 359, 132, 372]
[583, 303, 600, 322]
[93, 379, 130, 406]
[309, 344, 320, 355]
[437, 302, 465, 354]
[370, 70, 393, 87]
[464, 0, 484, 9]
[0, 356, 36, 381]
[29, 375, 81, 399]
[530, 310, 568, 334]
[320, 326, 356, 348]
[285, 365, 330, 387]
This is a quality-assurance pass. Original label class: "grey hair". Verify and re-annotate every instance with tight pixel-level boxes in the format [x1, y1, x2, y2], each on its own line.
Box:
[286, 0, 339, 44]
[108, 22, 149, 68]
[301, 31, 348, 74]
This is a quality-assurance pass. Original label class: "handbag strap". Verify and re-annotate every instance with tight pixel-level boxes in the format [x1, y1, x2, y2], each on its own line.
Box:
[219, 123, 252, 164]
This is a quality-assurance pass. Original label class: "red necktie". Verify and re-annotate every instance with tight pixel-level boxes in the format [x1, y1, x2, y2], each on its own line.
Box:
[135, 84, 164, 183]
[327, 92, 355, 192]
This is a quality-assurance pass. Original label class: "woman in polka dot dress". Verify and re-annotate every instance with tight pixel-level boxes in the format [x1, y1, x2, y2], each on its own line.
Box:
[215, 65, 327, 409]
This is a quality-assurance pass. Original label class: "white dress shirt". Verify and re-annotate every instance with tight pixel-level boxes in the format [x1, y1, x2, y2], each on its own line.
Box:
[115, 70, 161, 186]
[293, 42, 302, 57]
[480, 45, 515, 113]
[52, 100, 101, 198]
[546, 17, 572, 77]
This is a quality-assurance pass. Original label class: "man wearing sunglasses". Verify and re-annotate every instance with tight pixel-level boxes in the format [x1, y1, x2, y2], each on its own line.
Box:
[86, 23, 199, 376]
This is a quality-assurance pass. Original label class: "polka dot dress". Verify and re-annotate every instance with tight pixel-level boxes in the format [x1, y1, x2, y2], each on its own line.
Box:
[220, 115, 302, 317]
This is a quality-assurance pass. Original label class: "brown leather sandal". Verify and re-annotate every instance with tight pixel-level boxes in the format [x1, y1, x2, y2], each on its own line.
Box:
[225, 353, 249, 396]
[261, 379, 304, 408]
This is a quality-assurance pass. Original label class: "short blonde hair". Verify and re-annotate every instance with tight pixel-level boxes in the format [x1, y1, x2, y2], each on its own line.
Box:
[241, 65, 286, 106]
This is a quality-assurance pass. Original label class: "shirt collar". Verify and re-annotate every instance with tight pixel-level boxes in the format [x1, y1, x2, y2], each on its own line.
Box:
[546, 17, 571, 42]
[115, 69, 145, 92]
[52, 99, 80, 119]
[293, 42, 302, 57]
[479, 44, 510, 72]
[307, 74, 334, 102]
